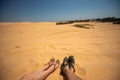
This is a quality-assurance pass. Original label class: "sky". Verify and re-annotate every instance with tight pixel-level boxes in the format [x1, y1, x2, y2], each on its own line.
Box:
[0, 0, 120, 22]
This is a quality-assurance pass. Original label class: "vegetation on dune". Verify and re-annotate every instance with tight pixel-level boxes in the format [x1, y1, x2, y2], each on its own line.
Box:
[73, 24, 94, 29]
[113, 21, 120, 24]
[56, 17, 120, 25]
[56, 21, 74, 25]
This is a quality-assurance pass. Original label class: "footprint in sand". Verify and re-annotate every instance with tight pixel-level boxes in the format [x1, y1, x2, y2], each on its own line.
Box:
[49, 45, 57, 49]
[29, 59, 39, 71]
[0, 66, 16, 79]
[49, 44, 69, 51]
[15, 46, 21, 48]
[20, 31, 23, 33]
[45, 42, 69, 51]
[75, 64, 87, 79]
[92, 43, 102, 46]
[60, 48, 68, 51]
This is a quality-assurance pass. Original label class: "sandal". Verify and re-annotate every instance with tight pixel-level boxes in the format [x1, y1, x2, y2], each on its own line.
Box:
[60, 56, 75, 76]
[60, 57, 69, 76]
[68, 55, 75, 64]
[68, 55, 75, 73]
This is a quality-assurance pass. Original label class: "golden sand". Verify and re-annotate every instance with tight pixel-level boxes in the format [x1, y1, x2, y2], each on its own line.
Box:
[0, 22, 120, 80]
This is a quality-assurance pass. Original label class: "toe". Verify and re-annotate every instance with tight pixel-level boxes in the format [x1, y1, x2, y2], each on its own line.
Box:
[43, 58, 55, 71]
[33, 58, 55, 75]
[44, 59, 60, 74]
[54, 59, 60, 69]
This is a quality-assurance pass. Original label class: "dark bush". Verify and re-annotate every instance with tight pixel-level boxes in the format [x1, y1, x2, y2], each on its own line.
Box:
[56, 21, 74, 25]
[113, 21, 120, 24]
[73, 24, 94, 29]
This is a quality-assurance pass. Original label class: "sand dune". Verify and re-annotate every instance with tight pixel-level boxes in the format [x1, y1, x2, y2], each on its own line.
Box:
[0, 22, 120, 80]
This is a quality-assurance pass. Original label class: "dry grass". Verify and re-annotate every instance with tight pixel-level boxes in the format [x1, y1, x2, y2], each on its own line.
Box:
[73, 24, 94, 29]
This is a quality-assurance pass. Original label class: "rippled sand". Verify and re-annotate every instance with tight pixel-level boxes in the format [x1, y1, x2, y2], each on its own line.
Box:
[0, 22, 120, 80]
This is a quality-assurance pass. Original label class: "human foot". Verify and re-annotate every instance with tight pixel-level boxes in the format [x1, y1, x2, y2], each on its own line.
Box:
[60, 56, 75, 75]
[60, 56, 69, 76]
[20, 58, 60, 80]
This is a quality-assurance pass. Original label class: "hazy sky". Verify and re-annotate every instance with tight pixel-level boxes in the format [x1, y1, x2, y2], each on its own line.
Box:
[0, 0, 120, 21]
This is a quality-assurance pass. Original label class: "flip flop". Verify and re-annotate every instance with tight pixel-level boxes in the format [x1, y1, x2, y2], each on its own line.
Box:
[60, 57, 69, 76]
[68, 55, 75, 73]
[68, 55, 75, 64]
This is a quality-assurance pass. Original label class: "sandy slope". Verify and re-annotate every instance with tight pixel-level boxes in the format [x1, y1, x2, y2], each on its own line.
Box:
[0, 22, 120, 80]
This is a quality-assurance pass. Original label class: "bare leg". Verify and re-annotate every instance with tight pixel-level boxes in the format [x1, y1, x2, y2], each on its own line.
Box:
[20, 58, 60, 80]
